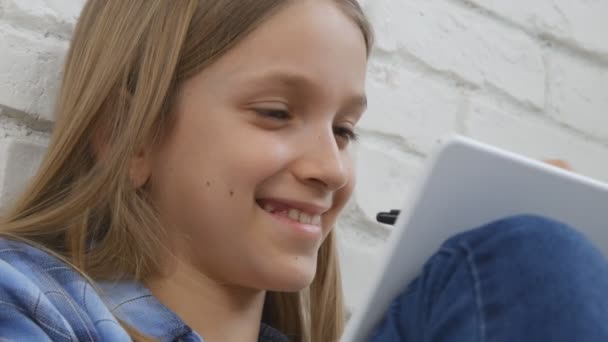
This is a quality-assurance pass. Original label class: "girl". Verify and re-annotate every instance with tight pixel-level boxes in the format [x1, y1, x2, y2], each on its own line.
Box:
[1, 1, 608, 341]
[0, 0, 370, 341]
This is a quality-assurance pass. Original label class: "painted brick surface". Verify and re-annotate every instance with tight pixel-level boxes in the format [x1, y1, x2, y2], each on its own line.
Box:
[546, 50, 608, 140]
[363, 0, 546, 107]
[0, 137, 46, 209]
[0, 24, 67, 121]
[466, 0, 608, 57]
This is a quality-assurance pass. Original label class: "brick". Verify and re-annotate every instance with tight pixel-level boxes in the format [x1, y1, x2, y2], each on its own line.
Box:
[363, 0, 545, 107]
[336, 197, 391, 312]
[338, 236, 384, 312]
[0, 0, 84, 40]
[0, 137, 47, 210]
[354, 142, 423, 223]
[467, 0, 608, 56]
[546, 50, 608, 141]
[465, 96, 608, 183]
[0, 24, 67, 121]
[361, 59, 466, 154]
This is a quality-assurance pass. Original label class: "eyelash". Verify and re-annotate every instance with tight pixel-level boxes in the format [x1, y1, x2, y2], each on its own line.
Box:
[254, 109, 359, 143]
[255, 109, 291, 120]
[334, 126, 359, 143]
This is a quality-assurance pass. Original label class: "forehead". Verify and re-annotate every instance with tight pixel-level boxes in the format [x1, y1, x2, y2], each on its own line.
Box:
[188, 0, 368, 98]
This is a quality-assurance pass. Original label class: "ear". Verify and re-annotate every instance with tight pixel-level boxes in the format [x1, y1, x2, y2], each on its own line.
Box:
[91, 124, 111, 162]
[91, 125, 153, 189]
[129, 146, 154, 188]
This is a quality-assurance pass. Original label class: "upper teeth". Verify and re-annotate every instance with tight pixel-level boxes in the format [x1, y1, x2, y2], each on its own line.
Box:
[263, 203, 322, 226]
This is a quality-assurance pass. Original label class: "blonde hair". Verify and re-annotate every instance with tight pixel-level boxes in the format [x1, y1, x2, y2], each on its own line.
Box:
[0, 1, 373, 341]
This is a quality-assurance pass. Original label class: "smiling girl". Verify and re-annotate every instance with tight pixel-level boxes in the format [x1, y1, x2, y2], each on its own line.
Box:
[2, 1, 608, 342]
[0, 1, 370, 341]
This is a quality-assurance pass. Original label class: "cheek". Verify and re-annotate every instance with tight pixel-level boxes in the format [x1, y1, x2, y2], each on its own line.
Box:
[149, 122, 295, 224]
[323, 161, 356, 230]
[333, 179, 355, 215]
[337, 154, 356, 206]
[216, 134, 294, 194]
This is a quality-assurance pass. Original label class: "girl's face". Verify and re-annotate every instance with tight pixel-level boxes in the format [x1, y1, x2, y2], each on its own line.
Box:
[145, 0, 368, 291]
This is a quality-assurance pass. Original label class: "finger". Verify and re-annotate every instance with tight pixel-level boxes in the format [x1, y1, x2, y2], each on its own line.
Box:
[543, 159, 573, 171]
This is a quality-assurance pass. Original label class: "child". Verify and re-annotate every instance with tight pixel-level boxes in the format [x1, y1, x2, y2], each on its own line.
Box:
[1, 1, 607, 341]
[0, 1, 371, 341]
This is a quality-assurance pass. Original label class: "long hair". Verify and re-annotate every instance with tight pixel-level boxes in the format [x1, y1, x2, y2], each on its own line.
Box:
[0, 1, 373, 341]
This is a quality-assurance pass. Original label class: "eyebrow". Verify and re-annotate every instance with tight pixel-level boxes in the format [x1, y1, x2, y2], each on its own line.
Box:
[243, 70, 321, 95]
[345, 94, 368, 112]
[242, 70, 367, 111]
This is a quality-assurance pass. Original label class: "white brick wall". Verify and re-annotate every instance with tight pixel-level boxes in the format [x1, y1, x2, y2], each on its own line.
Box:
[350, 0, 608, 312]
[0, 0, 607, 315]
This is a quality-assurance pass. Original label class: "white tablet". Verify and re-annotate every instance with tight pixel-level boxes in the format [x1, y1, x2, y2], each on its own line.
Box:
[342, 135, 608, 342]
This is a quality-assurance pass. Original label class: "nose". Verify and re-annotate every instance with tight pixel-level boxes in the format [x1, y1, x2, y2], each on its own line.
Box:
[291, 129, 350, 191]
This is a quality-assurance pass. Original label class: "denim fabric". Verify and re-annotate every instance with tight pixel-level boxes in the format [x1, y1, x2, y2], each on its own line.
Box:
[2, 215, 606, 341]
[0, 238, 288, 341]
[370, 215, 608, 342]
[0, 238, 129, 341]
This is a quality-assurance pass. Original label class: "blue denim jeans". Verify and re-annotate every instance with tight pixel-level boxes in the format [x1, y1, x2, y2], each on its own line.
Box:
[369, 215, 608, 342]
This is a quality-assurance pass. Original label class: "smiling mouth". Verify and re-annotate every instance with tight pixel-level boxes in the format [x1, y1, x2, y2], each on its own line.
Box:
[256, 199, 322, 226]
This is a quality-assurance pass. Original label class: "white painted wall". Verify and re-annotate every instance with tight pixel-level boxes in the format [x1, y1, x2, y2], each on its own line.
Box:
[0, 0, 606, 314]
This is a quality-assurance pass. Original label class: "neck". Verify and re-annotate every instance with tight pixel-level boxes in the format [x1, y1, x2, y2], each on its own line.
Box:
[145, 259, 266, 342]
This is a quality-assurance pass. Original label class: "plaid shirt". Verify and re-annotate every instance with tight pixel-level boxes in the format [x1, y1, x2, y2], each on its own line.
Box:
[0, 238, 288, 341]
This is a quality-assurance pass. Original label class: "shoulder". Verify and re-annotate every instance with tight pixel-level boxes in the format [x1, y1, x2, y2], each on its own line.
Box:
[0, 237, 81, 305]
[0, 237, 130, 341]
[0, 237, 68, 277]
[0, 237, 66, 304]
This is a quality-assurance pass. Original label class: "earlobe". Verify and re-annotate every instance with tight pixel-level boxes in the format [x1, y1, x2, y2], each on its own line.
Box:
[91, 124, 111, 162]
[91, 126, 152, 188]
[129, 148, 153, 188]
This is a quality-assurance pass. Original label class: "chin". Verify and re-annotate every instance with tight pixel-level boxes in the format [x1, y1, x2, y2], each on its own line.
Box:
[264, 257, 318, 292]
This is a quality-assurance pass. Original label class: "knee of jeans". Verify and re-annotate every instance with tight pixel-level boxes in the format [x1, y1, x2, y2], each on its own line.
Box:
[442, 214, 602, 265]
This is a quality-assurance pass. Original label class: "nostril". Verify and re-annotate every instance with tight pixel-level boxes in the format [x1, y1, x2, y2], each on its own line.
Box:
[306, 177, 329, 189]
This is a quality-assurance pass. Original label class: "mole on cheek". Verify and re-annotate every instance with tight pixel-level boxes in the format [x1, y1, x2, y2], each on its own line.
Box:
[229, 190, 234, 197]
[206, 181, 211, 187]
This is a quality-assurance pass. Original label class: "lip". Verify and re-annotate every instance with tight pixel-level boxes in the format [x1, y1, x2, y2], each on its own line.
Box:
[256, 198, 331, 216]
[256, 198, 328, 240]
[263, 210, 323, 240]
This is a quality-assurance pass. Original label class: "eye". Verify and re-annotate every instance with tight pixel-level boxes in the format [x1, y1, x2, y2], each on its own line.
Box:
[333, 126, 359, 144]
[254, 108, 291, 120]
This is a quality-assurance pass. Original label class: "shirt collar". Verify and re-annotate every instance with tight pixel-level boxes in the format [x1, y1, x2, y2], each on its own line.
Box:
[98, 281, 289, 342]
[98, 281, 196, 342]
